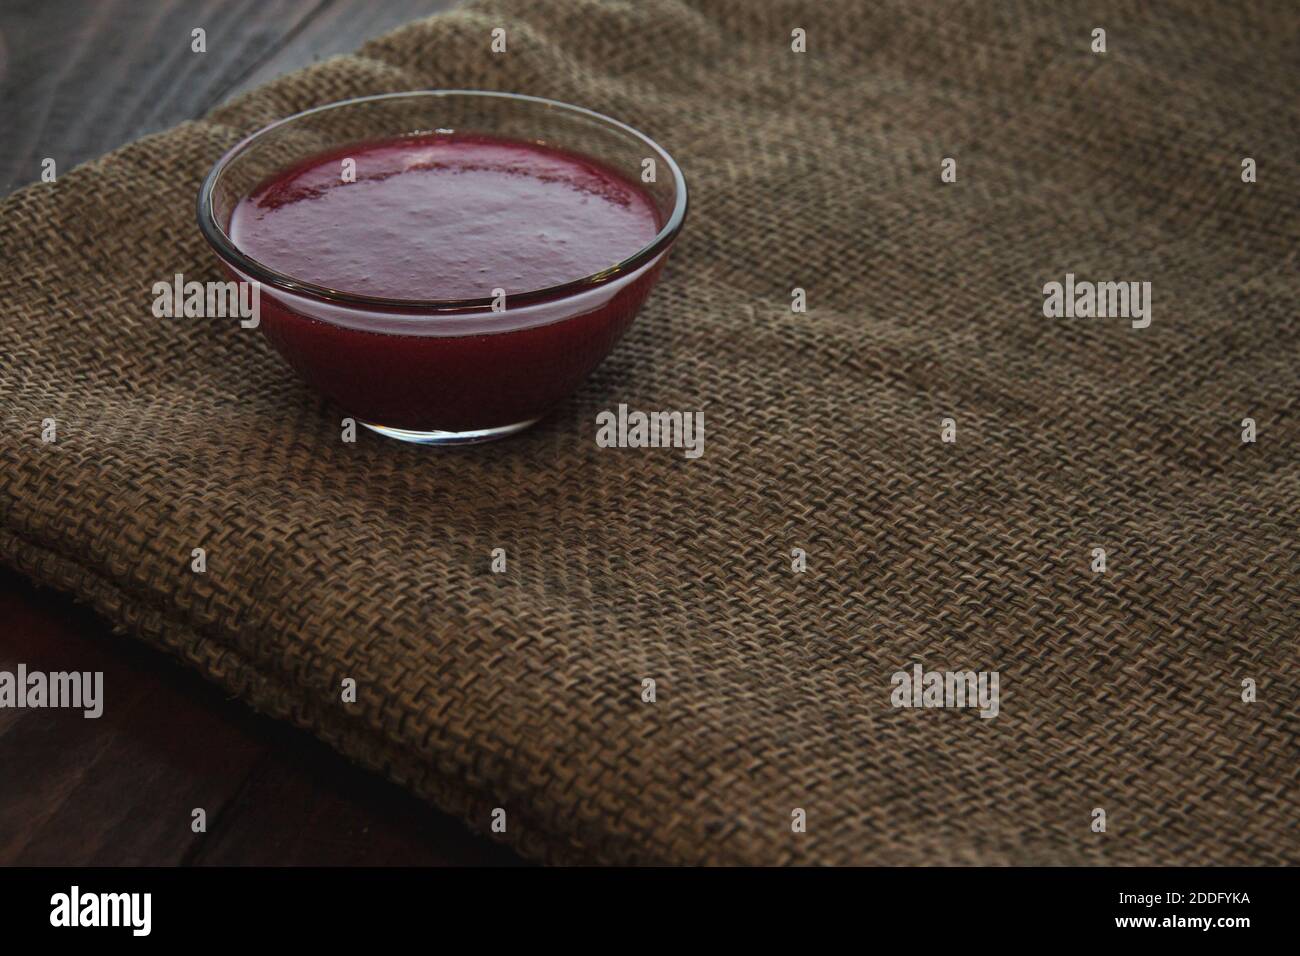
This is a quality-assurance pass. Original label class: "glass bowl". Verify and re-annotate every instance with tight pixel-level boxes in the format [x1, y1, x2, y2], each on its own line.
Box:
[197, 90, 687, 444]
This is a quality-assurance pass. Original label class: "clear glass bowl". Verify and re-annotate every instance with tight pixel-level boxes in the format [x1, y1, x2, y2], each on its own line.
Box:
[197, 90, 688, 444]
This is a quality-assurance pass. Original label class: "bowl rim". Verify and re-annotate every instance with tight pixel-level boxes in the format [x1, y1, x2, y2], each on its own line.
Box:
[196, 89, 688, 312]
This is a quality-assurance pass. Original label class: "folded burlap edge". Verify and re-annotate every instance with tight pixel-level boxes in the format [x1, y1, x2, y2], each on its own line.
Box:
[0, 524, 593, 864]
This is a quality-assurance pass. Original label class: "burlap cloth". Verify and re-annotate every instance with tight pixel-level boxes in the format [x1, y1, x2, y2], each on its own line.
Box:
[1, 0, 1296, 865]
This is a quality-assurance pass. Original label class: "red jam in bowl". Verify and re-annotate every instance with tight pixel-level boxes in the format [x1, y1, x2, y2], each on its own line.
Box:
[230, 136, 660, 301]
[201, 99, 685, 444]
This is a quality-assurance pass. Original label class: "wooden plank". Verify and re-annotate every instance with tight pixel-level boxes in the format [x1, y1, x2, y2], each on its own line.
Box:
[0, 568, 264, 864]
[229, 0, 454, 98]
[188, 721, 523, 866]
[0, 0, 329, 195]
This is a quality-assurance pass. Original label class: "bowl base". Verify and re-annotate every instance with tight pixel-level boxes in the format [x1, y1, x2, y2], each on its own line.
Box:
[359, 418, 539, 445]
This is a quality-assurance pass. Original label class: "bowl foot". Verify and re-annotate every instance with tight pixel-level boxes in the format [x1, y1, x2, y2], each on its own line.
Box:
[360, 418, 540, 445]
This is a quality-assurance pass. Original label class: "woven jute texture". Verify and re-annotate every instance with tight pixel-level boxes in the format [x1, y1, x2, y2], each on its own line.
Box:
[1, 0, 1297, 865]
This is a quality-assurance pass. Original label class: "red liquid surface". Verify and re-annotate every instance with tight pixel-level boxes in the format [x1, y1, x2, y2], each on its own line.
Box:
[227, 135, 666, 432]
[231, 135, 659, 300]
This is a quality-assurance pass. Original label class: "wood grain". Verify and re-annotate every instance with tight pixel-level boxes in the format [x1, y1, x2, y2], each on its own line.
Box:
[0, 0, 452, 196]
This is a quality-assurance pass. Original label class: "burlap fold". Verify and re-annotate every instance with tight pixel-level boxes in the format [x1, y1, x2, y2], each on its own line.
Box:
[1, 0, 1297, 865]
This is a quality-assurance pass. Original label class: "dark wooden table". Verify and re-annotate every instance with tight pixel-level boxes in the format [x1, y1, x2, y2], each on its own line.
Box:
[0, 0, 522, 866]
